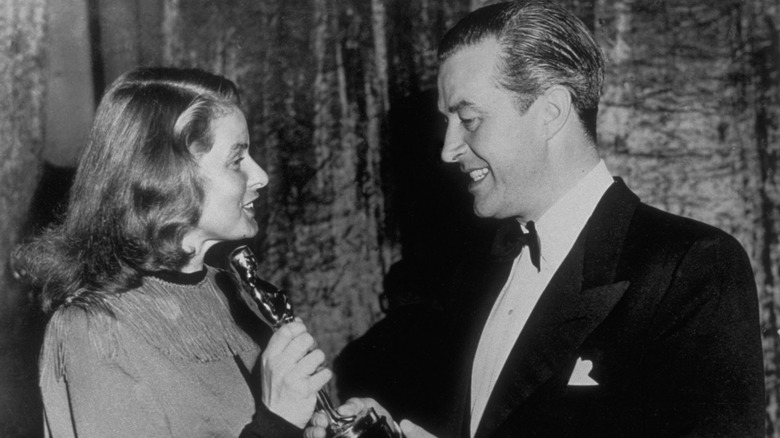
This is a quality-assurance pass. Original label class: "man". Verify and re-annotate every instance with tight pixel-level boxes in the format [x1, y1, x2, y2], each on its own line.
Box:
[308, 1, 764, 437]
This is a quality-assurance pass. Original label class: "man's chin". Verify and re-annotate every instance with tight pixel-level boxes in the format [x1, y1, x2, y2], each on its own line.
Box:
[473, 202, 516, 220]
[472, 202, 497, 219]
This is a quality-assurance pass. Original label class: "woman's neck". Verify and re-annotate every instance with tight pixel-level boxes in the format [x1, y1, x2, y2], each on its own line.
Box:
[180, 232, 215, 273]
[181, 253, 206, 273]
[151, 268, 207, 285]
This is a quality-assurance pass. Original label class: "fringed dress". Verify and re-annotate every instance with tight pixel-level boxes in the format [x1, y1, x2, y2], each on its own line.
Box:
[39, 266, 300, 438]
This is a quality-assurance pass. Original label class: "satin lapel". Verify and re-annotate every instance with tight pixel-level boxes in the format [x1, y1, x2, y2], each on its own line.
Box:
[581, 178, 640, 290]
[475, 179, 640, 438]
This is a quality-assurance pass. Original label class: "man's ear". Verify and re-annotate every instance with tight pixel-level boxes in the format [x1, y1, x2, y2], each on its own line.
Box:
[542, 85, 572, 140]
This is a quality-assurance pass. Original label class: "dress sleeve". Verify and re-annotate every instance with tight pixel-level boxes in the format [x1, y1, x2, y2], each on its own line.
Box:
[40, 307, 171, 437]
[238, 403, 303, 438]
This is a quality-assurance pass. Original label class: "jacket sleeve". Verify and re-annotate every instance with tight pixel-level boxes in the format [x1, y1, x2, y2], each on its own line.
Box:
[642, 233, 764, 437]
[40, 307, 171, 437]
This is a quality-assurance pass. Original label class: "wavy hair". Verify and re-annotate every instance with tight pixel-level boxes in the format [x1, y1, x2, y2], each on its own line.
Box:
[438, 0, 605, 141]
[14, 67, 241, 313]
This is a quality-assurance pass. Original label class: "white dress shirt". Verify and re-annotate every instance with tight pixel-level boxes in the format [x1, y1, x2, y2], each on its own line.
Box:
[469, 160, 614, 436]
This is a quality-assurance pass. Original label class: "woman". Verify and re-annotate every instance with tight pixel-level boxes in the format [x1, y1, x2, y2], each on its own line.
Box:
[14, 67, 330, 437]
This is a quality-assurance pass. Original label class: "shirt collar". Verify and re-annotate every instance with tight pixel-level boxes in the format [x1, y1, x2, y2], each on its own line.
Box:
[529, 160, 614, 267]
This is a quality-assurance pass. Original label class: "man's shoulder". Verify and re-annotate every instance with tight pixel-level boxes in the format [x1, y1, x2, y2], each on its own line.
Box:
[598, 179, 736, 244]
[632, 202, 740, 245]
[623, 201, 750, 269]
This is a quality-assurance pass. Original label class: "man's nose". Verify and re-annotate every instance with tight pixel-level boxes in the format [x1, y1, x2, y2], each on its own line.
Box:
[440, 124, 467, 163]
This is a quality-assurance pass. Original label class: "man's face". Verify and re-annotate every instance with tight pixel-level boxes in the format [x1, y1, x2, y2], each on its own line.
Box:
[437, 38, 551, 221]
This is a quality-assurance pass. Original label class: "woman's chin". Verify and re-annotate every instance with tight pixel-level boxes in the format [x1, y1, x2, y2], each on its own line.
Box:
[240, 222, 259, 239]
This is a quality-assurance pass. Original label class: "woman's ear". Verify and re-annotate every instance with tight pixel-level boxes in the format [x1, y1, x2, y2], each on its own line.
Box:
[542, 85, 572, 140]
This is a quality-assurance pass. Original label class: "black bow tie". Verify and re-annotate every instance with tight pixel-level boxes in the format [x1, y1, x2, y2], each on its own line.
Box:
[490, 220, 541, 271]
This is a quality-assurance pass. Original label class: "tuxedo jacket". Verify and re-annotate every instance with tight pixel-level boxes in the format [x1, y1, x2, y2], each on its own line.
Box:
[440, 179, 764, 438]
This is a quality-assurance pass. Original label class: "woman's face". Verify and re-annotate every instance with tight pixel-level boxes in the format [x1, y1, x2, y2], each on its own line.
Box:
[190, 109, 268, 250]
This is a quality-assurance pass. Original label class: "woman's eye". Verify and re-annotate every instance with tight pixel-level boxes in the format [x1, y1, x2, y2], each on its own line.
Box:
[230, 156, 244, 169]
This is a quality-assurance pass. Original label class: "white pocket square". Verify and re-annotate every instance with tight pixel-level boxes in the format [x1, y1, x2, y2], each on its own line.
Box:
[568, 357, 598, 386]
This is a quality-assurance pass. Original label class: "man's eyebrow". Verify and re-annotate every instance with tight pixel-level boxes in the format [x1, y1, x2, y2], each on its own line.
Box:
[448, 100, 477, 113]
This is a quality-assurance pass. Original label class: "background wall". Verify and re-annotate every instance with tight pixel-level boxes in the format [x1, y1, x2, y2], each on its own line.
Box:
[1, 0, 778, 436]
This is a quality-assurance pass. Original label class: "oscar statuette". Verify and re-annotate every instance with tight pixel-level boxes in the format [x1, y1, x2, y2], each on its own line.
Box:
[229, 245, 401, 438]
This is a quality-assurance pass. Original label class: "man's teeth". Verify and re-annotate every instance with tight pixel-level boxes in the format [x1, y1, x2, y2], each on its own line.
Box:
[469, 168, 489, 182]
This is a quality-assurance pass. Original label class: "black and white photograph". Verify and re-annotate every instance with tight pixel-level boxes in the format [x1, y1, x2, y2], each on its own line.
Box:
[1, 0, 778, 437]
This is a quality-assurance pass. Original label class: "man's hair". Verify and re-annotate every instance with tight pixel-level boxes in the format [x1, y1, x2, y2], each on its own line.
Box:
[14, 67, 241, 313]
[438, 0, 605, 140]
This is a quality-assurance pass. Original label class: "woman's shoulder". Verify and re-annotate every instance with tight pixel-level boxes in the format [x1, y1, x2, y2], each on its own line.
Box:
[43, 304, 120, 351]
[40, 303, 122, 383]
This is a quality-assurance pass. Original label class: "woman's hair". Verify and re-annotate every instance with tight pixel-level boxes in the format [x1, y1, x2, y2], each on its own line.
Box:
[14, 67, 241, 313]
[438, 0, 605, 141]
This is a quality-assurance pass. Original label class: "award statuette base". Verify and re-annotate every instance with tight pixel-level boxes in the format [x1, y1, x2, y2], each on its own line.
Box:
[329, 407, 398, 438]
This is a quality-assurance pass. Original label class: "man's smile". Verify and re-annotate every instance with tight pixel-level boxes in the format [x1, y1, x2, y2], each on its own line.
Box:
[469, 168, 489, 182]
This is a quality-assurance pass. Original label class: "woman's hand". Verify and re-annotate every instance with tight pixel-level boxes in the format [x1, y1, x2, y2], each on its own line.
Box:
[261, 318, 332, 428]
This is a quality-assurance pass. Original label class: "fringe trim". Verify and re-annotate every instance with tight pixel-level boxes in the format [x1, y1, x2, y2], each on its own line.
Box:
[41, 305, 120, 381]
[41, 267, 258, 383]
[111, 267, 258, 363]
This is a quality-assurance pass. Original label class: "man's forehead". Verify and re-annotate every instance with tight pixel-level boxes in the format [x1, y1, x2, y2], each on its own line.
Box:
[437, 39, 503, 112]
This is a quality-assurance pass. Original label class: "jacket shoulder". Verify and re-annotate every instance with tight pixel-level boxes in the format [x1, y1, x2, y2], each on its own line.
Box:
[628, 202, 749, 260]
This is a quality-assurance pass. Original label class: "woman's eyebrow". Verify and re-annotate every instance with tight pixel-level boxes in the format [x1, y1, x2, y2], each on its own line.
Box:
[224, 143, 249, 162]
[232, 142, 249, 152]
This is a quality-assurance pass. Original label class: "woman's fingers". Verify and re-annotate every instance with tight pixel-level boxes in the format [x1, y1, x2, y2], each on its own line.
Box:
[276, 348, 329, 394]
[264, 322, 315, 371]
[260, 319, 333, 427]
[263, 318, 306, 358]
[307, 366, 332, 392]
[295, 347, 326, 374]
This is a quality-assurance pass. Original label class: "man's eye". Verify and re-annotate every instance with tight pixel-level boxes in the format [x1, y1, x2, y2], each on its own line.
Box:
[460, 117, 478, 131]
[230, 157, 244, 168]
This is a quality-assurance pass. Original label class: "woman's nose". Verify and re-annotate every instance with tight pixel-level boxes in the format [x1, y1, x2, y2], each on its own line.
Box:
[247, 156, 269, 190]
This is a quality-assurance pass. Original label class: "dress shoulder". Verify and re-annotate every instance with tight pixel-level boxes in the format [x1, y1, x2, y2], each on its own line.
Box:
[40, 304, 120, 383]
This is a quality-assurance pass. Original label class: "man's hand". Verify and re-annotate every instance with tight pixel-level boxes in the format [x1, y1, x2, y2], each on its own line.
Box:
[304, 407, 331, 438]
[304, 398, 405, 438]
